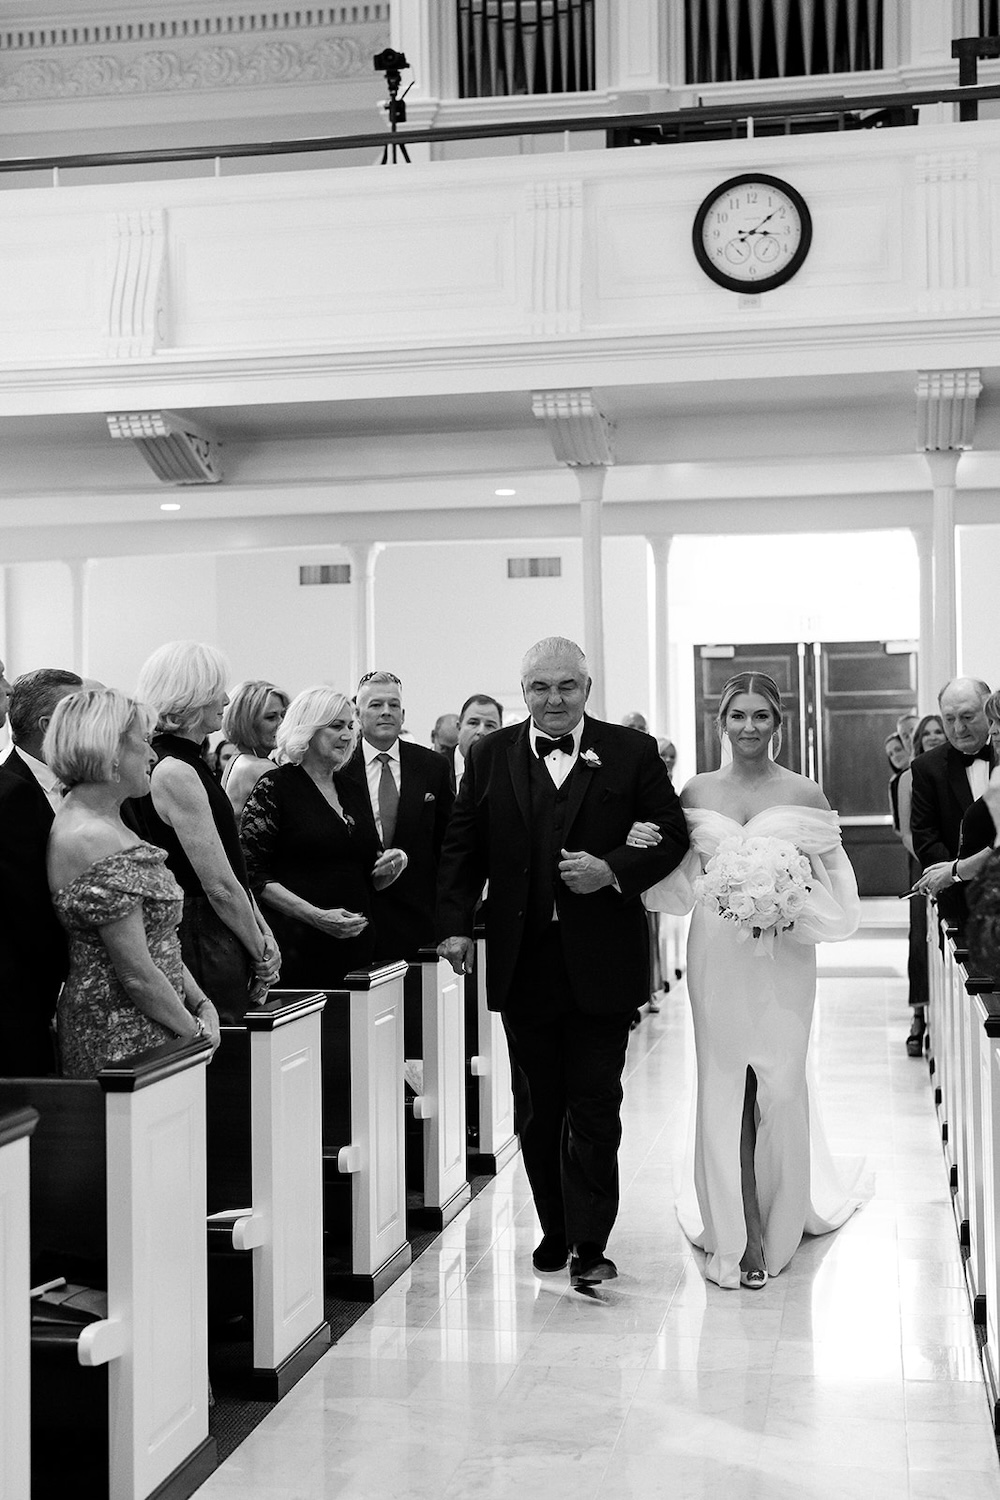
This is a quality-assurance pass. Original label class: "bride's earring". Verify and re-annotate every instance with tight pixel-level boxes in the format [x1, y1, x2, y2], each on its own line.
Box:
[111, 760, 121, 783]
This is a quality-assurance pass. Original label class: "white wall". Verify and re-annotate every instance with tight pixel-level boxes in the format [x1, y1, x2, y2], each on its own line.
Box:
[87, 553, 218, 691]
[958, 525, 1000, 689]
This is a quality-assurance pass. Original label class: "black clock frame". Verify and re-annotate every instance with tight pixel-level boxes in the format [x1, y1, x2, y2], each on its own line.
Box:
[692, 172, 813, 294]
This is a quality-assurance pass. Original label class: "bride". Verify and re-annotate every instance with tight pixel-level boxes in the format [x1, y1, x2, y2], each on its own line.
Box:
[641, 671, 862, 1290]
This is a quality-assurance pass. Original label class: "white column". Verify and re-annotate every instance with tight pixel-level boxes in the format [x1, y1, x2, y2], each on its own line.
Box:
[647, 534, 672, 736]
[576, 465, 607, 720]
[925, 450, 960, 695]
[66, 558, 90, 679]
[388, 0, 447, 157]
[913, 527, 936, 712]
[344, 543, 382, 690]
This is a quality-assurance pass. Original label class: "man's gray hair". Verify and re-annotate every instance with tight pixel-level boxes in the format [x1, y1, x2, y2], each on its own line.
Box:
[520, 637, 589, 684]
[938, 676, 992, 708]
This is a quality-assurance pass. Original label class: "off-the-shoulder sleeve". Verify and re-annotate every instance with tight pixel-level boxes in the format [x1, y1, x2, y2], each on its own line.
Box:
[787, 843, 861, 945]
[60, 871, 143, 928]
[240, 771, 282, 896]
[642, 846, 701, 915]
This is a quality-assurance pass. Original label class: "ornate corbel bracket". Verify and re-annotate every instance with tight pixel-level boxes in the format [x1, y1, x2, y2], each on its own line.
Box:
[106, 209, 168, 360]
[106, 410, 222, 484]
[915, 368, 981, 451]
[531, 389, 615, 467]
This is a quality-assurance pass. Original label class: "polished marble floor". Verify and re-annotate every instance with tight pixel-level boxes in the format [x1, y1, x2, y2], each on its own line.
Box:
[196, 912, 1000, 1499]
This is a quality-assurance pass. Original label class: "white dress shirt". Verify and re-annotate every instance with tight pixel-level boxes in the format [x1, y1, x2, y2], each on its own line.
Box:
[968, 756, 990, 801]
[528, 718, 584, 787]
[362, 737, 401, 842]
[453, 745, 466, 793]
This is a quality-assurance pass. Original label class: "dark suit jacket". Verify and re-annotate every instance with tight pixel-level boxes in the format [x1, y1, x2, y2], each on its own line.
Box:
[341, 738, 455, 963]
[436, 715, 689, 1017]
[911, 741, 994, 924]
[0, 749, 65, 1073]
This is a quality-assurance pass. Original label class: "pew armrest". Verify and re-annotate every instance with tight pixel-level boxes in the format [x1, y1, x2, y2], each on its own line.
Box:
[470, 1056, 485, 1078]
[412, 1095, 433, 1121]
[232, 1214, 267, 1251]
[337, 1144, 361, 1174]
[77, 1317, 127, 1368]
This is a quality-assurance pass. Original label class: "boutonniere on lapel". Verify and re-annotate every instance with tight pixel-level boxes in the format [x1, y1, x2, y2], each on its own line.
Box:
[579, 748, 602, 770]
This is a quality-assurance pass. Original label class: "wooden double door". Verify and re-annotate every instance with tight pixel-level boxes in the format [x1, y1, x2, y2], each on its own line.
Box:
[694, 640, 917, 896]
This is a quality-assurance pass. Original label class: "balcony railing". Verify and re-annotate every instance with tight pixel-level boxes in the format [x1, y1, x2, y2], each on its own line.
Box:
[2, 78, 1000, 181]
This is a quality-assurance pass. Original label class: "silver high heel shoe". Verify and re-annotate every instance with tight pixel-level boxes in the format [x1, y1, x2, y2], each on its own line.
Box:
[739, 1268, 768, 1290]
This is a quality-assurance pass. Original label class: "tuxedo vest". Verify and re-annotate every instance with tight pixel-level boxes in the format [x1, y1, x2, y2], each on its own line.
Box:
[526, 749, 579, 937]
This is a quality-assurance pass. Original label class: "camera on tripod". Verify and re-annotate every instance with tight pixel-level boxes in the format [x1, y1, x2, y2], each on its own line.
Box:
[373, 48, 412, 161]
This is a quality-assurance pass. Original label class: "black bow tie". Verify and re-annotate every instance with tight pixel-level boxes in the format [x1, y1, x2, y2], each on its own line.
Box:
[959, 746, 993, 765]
[535, 734, 574, 759]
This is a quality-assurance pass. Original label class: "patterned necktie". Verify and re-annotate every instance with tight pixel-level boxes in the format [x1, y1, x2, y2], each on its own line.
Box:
[376, 752, 399, 846]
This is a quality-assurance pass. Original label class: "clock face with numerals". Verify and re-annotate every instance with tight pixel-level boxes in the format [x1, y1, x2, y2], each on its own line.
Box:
[692, 173, 812, 294]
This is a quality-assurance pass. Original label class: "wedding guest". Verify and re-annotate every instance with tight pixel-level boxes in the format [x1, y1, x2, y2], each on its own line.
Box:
[221, 679, 290, 819]
[450, 694, 503, 792]
[45, 688, 220, 1077]
[657, 738, 677, 780]
[438, 636, 687, 1286]
[922, 693, 1000, 896]
[910, 679, 994, 931]
[885, 732, 909, 833]
[621, 710, 648, 733]
[642, 671, 862, 1288]
[896, 710, 919, 760]
[0, 667, 81, 1074]
[894, 712, 947, 1055]
[0, 656, 10, 729]
[431, 713, 460, 754]
[125, 642, 280, 1023]
[240, 686, 406, 987]
[341, 671, 453, 966]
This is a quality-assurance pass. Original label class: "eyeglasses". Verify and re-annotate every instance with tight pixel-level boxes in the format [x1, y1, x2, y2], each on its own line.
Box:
[358, 671, 402, 688]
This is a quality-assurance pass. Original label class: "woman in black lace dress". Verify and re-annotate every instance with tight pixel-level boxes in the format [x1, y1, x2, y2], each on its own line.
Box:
[44, 687, 221, 1077]
[125, 642, 281, 1022]
[240, 686, 407, 988]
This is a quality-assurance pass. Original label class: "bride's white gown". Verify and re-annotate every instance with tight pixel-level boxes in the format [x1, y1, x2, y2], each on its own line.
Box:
[646, 805, 864, 1289]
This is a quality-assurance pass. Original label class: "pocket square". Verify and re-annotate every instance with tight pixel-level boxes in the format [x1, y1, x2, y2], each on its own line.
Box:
[424, 792, 436, 802]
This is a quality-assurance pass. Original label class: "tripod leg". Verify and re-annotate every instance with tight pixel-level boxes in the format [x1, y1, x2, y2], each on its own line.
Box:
[400, 144, 411, 162]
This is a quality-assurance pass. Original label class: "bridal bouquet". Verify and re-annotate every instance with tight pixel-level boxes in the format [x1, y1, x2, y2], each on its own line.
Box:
[693, 834, 812, 956]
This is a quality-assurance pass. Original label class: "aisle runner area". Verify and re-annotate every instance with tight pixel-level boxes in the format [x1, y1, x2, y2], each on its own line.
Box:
[195, 914, 1000, 1500]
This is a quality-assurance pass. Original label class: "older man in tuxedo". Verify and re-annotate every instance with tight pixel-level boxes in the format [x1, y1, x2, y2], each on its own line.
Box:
[438, 637, 688, 1285]
[911, 676, 993, 928]
[0, 666, 82, 1073]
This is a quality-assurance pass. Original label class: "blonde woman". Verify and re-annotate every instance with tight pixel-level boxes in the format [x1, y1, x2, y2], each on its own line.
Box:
[45, 687, 221, 1077]
[125, 641, 280, 1022]
[221, 679, 289, 820]
[240, 686, 406, 988]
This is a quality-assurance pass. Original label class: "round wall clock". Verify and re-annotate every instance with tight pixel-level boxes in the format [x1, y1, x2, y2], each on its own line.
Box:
[692, 173, 812, 294]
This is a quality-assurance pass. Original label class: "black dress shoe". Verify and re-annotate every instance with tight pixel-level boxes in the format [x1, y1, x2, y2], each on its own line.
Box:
[532, 1234, 569, 1273]
[570, 1243, 618, 1286]
[906, 1011, 926, 1058]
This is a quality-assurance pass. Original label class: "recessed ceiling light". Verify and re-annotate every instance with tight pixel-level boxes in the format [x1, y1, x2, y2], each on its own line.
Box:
[160, 502, 181, 511]
[495, 487, 516, 496]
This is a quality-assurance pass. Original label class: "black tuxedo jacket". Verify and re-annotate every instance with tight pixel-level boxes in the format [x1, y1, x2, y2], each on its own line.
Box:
[911, 741, 994, 924]
[341, 738, 455, 963]
[436, 715, 689, 1016]
[0, 749, 65, 1073]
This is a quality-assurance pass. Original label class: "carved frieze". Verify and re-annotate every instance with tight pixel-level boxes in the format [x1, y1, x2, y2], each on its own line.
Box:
[915, 150, 980, 314]
[525, 179, 583, 337]
[0, 6, 389, 100]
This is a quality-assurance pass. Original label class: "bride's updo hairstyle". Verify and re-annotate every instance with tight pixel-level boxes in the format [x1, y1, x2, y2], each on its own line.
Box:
[717, 672, 783, 755]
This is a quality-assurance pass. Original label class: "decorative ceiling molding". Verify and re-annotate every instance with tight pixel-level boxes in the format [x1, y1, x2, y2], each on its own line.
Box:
[0, 6, 389, 100]
[0, 6, 389, 51]
[915, 368, 982, 451]
[532, 389, 616, 467]
[107, 410, 223, 483]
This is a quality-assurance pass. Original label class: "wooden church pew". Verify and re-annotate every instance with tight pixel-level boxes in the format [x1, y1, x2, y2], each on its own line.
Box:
[405, 949, 471, 1229]
[205, 989, 330, 1397]
[0, 1037, 215, 1500]
[464, 926, 518, 1175]
[0, 1104, 38, 1500]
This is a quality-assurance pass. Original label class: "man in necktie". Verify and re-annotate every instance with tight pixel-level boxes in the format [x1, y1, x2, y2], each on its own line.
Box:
[450, 693, 503, 793]
[437, 637, 689, 1286]
[342, 671, 454, 970]
[910, 676, 994, 929]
